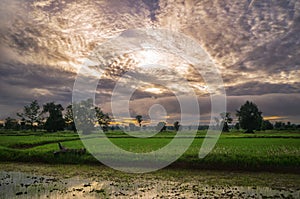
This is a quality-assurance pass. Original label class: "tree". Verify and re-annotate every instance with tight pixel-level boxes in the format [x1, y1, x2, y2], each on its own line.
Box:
[43, 102, 65, 132]
[174, 121, 181, 131]
[95, 106, 111, 132]
[286, 121, 292, 129]
[274, 121, 285, 130]
[17, 100, 43, 131]
[72, 99, 96, 135]
[64, 104, 77, 132]
[261, 120, 273, 130]
[234, 122, 240, 130]
[156, 122, 166, 132]
[20, 118, 26, 130]
[72, 99, 111, 134]
[4, 117, 19, 130]
[220, 112, 233, 132]
[135, 115, 143, 127]
[236, 101, 263, 133]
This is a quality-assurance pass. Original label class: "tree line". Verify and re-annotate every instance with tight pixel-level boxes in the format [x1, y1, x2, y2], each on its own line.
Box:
[1, 100, 299, 133]
[2, 99, 110, 133]
[215, 101, 299, 133]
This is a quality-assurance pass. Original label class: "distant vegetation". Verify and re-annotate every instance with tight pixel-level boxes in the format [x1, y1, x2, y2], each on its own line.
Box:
[2, 99, 110, 134]
[0, 130, 299, 172]
[0, 99, 299, 172]
[1, 100, 300, 133]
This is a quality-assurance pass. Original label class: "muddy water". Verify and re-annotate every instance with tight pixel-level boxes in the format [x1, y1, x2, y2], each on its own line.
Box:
[0, 171, 299, 199]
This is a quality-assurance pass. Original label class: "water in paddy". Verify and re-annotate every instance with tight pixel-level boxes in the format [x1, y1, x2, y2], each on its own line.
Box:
[0, 171, 299, 198]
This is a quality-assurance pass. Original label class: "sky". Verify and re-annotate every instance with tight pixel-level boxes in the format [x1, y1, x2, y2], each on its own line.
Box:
[0, 0, 299, 125]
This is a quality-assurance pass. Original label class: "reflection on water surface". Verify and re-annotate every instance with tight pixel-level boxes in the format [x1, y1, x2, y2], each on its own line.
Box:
[1, 171, 299, 198]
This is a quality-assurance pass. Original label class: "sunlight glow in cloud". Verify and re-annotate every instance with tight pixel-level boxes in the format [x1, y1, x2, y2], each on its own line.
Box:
[136, 50, 162, 68]
[0, 0, 299, 123]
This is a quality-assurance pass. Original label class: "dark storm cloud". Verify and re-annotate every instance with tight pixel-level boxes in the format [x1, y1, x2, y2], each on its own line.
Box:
[0, 61, 76, 118]
[0, 62, 75, 88]
[226, 81, 300, 96]
[109, 93, 300, 124]
[227, 94, 300, 122]
[142, 0, 160, 21]
[97, 78, 117, 90]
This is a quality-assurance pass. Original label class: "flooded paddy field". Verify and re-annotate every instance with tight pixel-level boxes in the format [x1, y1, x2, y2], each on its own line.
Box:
[0, 163, 299, 198]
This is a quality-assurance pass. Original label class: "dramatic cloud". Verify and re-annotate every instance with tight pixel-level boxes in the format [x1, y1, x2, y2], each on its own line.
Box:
[0, 0, 299, 124]
[227, 94, 300, 123]
[0, 62, 75, 118]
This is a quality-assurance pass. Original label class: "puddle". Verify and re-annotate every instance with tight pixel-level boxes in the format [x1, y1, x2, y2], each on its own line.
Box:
[0, 171, 299, 198]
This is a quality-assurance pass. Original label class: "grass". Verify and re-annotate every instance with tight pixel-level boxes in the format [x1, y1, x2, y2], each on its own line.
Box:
[0, 129, 299, 172]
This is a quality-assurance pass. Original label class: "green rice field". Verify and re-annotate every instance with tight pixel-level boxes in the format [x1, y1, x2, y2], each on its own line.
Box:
[0, 130, 299, 172]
